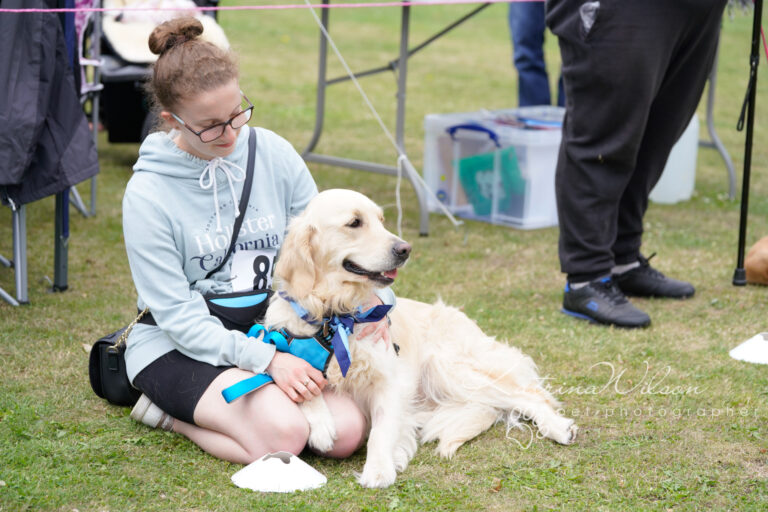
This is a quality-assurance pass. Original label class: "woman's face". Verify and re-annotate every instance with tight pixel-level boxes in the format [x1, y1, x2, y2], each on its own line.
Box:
[163, 79, 246, 160]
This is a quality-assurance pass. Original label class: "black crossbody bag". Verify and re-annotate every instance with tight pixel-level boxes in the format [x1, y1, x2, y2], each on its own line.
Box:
[89, 128, 271, 406]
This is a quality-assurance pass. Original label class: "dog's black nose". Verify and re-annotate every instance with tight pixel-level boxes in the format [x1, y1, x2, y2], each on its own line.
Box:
[393, 242, 412, 260]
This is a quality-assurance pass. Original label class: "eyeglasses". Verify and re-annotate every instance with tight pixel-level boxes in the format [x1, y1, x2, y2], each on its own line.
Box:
[171, 94, 254, 143]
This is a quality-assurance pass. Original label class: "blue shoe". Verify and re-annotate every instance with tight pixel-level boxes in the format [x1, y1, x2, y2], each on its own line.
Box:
[562, 277, 651, 328]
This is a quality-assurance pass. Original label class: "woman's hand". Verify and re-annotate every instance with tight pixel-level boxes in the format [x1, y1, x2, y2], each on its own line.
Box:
[355, 294, 392, 348]
[266, 351, 326, 403]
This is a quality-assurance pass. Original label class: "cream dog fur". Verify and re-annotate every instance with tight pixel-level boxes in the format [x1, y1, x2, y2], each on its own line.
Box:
[264, 189, 577, 488]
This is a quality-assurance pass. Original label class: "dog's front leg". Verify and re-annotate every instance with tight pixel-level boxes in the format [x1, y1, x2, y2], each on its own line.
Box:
[358, 386, 402, 488]
[299, 395, 337, 453]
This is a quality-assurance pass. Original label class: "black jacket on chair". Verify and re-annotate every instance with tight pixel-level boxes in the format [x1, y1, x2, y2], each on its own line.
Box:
[0, 0, 99, 206]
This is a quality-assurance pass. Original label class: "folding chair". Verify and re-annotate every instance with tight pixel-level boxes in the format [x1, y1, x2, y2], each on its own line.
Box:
[70, 0, 104, 217]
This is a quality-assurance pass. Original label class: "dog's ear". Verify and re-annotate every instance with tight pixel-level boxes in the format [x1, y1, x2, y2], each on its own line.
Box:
[275, 216, 318, 299]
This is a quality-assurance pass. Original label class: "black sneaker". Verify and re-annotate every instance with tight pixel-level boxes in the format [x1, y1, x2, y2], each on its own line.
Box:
[614, 254, 695, 299]
[562, 277, 651, 328]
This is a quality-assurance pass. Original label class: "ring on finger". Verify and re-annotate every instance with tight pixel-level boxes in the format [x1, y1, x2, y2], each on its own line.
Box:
[302, 379, 310, 387]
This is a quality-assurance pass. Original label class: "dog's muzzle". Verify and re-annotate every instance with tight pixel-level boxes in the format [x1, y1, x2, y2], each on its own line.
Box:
[342, 241, 411, 285]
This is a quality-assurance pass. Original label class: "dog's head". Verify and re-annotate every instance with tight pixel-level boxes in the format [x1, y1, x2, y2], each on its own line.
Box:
[275, 189, 411, 317]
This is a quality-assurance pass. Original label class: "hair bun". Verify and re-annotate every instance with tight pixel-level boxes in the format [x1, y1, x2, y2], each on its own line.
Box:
[148, 17, 204, 56]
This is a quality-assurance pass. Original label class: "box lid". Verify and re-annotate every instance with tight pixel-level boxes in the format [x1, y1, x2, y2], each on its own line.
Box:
[425, 106, 564, 146]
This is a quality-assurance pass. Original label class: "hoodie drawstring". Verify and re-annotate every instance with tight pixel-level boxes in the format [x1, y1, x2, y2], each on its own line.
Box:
[199, 158, 246, 232]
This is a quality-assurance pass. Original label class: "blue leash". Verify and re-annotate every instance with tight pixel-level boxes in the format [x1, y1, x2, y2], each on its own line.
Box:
[220, 326, 285, 403]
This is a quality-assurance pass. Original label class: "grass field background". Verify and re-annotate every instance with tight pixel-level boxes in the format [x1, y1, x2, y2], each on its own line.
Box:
[1, 2, 767, 510]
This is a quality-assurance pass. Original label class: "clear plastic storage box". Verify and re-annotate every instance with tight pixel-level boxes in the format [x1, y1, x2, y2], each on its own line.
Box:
[423, 106, 564, 229]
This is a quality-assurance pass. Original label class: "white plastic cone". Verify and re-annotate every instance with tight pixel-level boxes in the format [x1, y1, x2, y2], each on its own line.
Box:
[231, 451, 327, 493]
[729, 332, 768, 365]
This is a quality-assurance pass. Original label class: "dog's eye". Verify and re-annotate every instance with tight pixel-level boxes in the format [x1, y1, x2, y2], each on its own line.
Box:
[347, 218, 362, 228]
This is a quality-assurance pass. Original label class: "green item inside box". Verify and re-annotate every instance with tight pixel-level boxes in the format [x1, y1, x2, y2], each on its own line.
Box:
[456, 146, 524, 216]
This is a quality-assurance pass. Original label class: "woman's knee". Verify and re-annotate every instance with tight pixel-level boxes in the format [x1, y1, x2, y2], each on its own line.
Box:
[333, 418, 367, 458]
[244, 392, 310, 456]
[324, 394, 367, 458]
[264, 410, 310, 454]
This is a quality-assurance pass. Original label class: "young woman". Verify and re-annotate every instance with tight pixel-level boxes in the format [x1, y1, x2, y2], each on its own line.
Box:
[122, 17, 371, 464]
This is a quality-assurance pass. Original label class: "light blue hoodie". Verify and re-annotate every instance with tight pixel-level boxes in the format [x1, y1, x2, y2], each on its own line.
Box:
[122, 126, 317, 382]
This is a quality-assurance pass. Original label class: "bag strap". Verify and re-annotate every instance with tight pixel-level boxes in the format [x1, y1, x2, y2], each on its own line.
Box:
[205, 128, 257, 280]
[113, 307, 150, 350]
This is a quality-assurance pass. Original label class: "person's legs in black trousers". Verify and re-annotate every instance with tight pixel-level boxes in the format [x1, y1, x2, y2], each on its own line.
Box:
[613, 5, 725, 264]
[611, 1, 725, 301]
[546, 0, 727, 326]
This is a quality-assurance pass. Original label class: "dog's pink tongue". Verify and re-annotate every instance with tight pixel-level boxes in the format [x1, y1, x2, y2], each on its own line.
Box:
[383, 269, 398, 280]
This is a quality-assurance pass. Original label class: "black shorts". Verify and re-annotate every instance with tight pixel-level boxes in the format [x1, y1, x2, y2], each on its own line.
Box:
[133, 350, 234, 425]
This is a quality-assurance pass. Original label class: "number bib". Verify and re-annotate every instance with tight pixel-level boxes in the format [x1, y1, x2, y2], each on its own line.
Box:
[230, 249, 276, 292]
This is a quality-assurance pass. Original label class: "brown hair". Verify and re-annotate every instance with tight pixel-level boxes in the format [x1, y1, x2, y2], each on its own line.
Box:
[146, 17, 238, 112]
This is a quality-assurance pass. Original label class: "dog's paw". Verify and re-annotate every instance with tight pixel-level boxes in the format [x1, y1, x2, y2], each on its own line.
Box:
[565, 422, 578, 444]
[542, 418, 578, 445]
[306, 419, 338, 453]
[393, 440, 417, 472]
[357, 461, 397, 488]
[435, 439, 463, 459]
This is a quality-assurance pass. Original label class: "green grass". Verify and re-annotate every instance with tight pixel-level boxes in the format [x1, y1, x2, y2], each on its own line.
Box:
[2, 3, 768, 510]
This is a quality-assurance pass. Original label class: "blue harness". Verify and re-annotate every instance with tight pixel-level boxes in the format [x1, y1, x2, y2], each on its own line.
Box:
[221, 296, 392, 403]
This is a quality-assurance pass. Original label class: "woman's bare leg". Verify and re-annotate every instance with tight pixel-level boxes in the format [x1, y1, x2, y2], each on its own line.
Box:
[175, 368, 309, 464]
[170, 369, 367, 464]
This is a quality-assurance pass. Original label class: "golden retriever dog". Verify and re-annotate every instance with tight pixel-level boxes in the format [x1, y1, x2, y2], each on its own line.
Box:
[264, 189, 577, 488]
